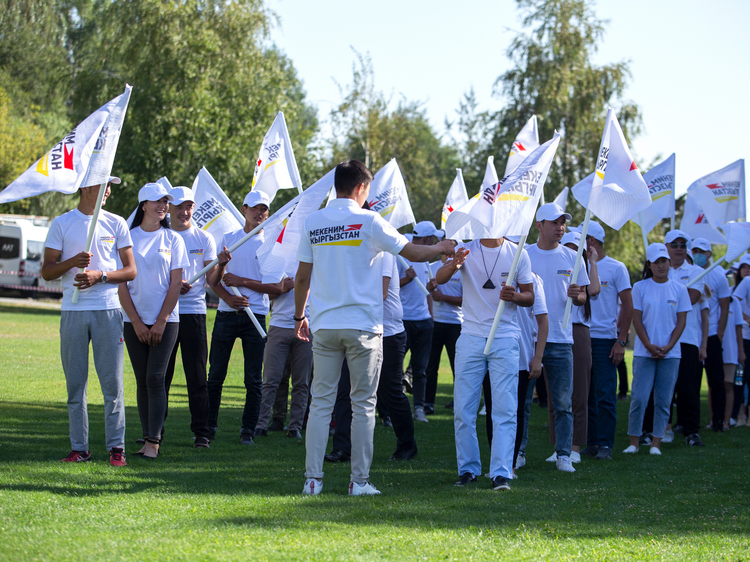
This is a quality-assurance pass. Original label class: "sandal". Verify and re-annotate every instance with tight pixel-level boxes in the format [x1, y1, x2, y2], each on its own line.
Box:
[142, 438, 160, 460]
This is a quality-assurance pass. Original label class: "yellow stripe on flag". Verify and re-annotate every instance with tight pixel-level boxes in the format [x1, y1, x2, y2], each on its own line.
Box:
[317, 239, 364, 247]
[596, 171, 605, 180]
[716, 196, 738, 203]
[36, 152, 49, 177]
[264, 160, 280, 172]
[497, 194, 531, 202]
[202, 214, 223, 230]
[652, 191, 671, 201]
[379, 205, 395, 218]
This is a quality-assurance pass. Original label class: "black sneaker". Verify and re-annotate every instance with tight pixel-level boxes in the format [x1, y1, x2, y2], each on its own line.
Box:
[381, 417, 393, 428]
[240, 434, 255, 446]
[423, 406, 435, 416]
[492, 476, 511, 491]
[287, 429, 303, 441]
[324, 449, 350, 463]
[594, 446, 613, 460]
[673, 424, 683, 435]
[639, 433, 653, 446]
[194, 436, 210, 448]
[388, 445, 418, 462]
[255, 428, 268, 438]
[580, 445, 599, 457]
[267, 419, 285, 432]
[686, 433, 705, 447]
[454, 472, 477, 486]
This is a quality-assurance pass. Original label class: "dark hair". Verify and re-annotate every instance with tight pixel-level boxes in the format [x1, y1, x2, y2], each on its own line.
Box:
[335, 160, 373, 196]
[641, 261, 653, 280]
[734, 262, 750, 290]
[131, 201, 170, 230]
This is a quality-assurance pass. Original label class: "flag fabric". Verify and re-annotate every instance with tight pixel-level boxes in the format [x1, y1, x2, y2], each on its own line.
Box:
[0, 86, 132, 204]
[191, 167, 245, 246]
[631, 153, 676, 234]
[446, 132, 561, 239]
[252, 111, 302, 202]
[686, 159, 745, 228]
[572, 108, 652, 230]
[126, 176, 174, 228]
[448, 157, 498, 240]
[720, 222, 750, 263]
[367, 159, 416, 229]
[257, 168, 336, 282]
[680, 193, 727, 245]
[441, 169, 468, 229]
[553, 186, 570, 212]
[504, 115, 539, 177]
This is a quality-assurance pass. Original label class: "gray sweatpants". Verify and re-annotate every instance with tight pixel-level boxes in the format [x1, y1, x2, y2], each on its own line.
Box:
[60, 309, 126, 451]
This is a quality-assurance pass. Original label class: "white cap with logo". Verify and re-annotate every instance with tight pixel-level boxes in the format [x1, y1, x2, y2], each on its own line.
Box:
[138, 182, 174, 203]
[170, 186, 195, 205]
[243, 190, 271, 208]
[664, 229, 691, 245]
[646, 243, 670, 263]
[536, 202, 572, 222]
[413, 220, 439, 238]
[691, 238, 711, 252]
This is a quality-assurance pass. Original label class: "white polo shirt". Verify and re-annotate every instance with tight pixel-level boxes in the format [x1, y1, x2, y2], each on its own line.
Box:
[734, 277, 750, 339]
[218, 229, 268, 315]
[632, 278, 692, 359]
[297, 198, 408, 333]
[430, 261, 463, 325]
[383, 252, 405, 337]
[398, 258, 432, 321]
[704, 265, 732, 337]
[668, 261, 705, 348]
[174, 226, 217, 315]
[589, 255, 632, 340]
[518, 272, 547, 370]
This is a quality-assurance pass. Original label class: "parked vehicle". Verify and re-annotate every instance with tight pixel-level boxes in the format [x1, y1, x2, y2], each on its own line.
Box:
[0, 215, 62, 297]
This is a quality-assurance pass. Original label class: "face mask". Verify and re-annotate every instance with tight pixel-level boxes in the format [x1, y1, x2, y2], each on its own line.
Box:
[693, 253, 708, 267]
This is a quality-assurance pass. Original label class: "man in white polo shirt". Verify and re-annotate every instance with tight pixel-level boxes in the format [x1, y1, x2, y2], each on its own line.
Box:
[525, 202, 589, 473]
[163, 186, 217, 448]
[294, 159, 455, 496]
[42, 176, 137, 467]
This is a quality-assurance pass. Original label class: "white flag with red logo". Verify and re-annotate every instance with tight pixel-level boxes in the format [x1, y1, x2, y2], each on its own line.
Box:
[680, 193, 726, 245]
[572, 108, 651, 230]
[447, 157, 498, 240]
[0, 86, 132, 204]
[257, 168, 336, 282]
[367, 159, 416, 230]
[686, 159, 745, 228]
[631, 153, 676, 233]
[191, 168, 245, 245]
[504, 115, 539, 177]
[441, 169, 468, 229]
[446, 132, 561, 239]
[251, 111, 302, 202]
[553, 186, 570, 212]
[720, 222, 750, 263]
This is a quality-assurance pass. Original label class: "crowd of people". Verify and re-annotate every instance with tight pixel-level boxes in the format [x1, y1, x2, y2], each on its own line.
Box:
[41, 160, 749, 494]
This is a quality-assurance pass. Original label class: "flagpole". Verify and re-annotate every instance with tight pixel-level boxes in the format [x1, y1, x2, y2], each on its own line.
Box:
[483, 234, 527, 355]
[71, 182, 107, 304]
[687, 257, 725, 288]
[228, 286, 267, 337]
[562, 208, 591, 329]
[638, 212, 649, 252]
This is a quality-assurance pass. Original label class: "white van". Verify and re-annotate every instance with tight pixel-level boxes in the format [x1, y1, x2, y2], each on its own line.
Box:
[0, 215, 62, 297]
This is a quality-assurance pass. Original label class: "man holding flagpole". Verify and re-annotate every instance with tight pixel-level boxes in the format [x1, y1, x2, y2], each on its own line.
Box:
[42, 177, 137, 466]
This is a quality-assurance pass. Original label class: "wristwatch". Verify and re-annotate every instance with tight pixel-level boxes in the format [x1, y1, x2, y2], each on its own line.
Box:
[100, 271, 108, 284]
[617, 339, 627, 347]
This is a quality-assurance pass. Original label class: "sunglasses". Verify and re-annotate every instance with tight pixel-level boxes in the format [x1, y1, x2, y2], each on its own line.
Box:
[668, 242, 687, 249]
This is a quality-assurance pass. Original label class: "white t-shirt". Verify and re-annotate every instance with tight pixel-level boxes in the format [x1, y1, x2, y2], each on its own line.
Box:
[526, 243, 590, 344]
[45, 209, 132, 311]
[430, 261, 463, 325]
[705, 265, 732, 337]
[722, 295, 743, 364]
[297, 198, 408, 333]
[123, 227, 189, 325]
[735, 277, 750, 340]
[589, 256, 632, 339]
[455, 239, 533, 340]
[668, 261, 705, 348]
[218, 229, 268, 315]
[269, 289, 307, 329]
[173, 226, 217, 314]
[632, 278, 692, 359]
[397, 258, 431, 321]
[383, 253, 405, 337]
[518, 273, 547, 371]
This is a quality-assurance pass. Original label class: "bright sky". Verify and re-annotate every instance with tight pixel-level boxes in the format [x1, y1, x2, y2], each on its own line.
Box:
[268, 0, 750, 211]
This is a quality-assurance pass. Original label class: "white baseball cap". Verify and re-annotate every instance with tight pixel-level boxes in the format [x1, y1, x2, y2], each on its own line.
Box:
[108, 176, 121, 184]
[561, 231, 581, 247]
[737, 254, 750, 268]
[691, 238, 711, 252]
[664, 229, 691, 245]
[170, 186, 195, 205]
[536, 202, 572, 222]
[646, 243, 670, 263]
[413, 220, 439, 238]
[243, 190, 270, 208]
[138, 182, 174, 203]
[586, 220, 606, 242]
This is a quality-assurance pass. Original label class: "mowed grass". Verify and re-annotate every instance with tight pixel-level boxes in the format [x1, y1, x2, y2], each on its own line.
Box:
[1, 302, 749, 561]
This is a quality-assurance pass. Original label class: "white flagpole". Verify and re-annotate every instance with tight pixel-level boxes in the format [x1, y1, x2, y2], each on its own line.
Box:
[687, 257, 725, 288]
[638, 212, 649, 252]
[539, 188, 546, 206]
[71, 182, 107, 304]
[483, 234, 527, 355]
[562, 207, 591, 329]
[228, 286, 267, 337]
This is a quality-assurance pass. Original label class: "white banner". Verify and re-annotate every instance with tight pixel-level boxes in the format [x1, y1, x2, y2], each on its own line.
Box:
[367, 159, 416, 230]
[680, 193, 726, 245]
[252, 111, 302, 202]
[720, 222, 750, 263]
[631, 153, 676, 234]
[440, 169, 468, 229]
[553, 186, 570, 212]
[191, 167, 244, 246]
[686, 159, 745, 228]
[504, 115, 539, 177]
[448, 157, 498, 241]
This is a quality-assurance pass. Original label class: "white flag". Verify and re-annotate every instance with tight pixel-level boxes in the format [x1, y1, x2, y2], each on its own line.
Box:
[257, 168, 336, 282]
[632, 153, 676, 233]
[720, 222, 750, 263]
[680, 193, 726, 245]
[504, 115, 539, 177]
[191, 168, 245, 246]
[553, 186, 570, 212]
[367, 159, 416, 229]
[441, 169, 468, 229]
[448, 157, 499, 240]
[0, 86, 132, 204]
[252, 111, 302, 202]
[446, 132, 561, 239]
[572, 108, 651, 230]
[126, 176, 174, 228]
[686, 159, 745, 228]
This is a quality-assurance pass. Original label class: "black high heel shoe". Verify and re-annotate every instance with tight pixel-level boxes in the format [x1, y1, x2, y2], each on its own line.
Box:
[142, 438, 161, 459]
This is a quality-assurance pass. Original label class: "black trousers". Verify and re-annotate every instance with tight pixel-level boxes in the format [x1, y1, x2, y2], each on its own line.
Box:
[618, 360, 629, 396]
[164, 314, 211, 439]
[705, 335, 726, 425]
[425, 321, 461, 406]
[483, 369, 530, 468]
[674, 343, 701, 436]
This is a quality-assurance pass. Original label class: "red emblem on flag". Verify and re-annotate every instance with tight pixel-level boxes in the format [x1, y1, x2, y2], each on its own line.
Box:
[64, 145, 74, 170]
[629, 160, 638, 172]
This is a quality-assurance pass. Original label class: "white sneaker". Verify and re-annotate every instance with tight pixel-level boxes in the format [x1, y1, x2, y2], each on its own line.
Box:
[570, 451, 581, 464]
[622, 445, 639, 454]
[515, 453, 526, 469]
[730, 418, 738, 427]
[478, 404, 486, 416]
[414, 408, 429, 423]
[349, 481, 381, 496]
[649, 446, 662, 455]
[545, 452, 557, 463]
[662, 430, 674, 443]
[555, 455, 576, 473]
[303, 478, 322, 495]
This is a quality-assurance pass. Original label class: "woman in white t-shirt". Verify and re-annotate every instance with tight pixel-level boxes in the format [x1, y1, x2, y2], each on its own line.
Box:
[625, 243, 691, 456]
[119, 183, 189, 459]
[731, 255, 750, 425]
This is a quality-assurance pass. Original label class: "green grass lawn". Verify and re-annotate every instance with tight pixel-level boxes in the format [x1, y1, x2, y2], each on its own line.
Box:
[1, 302, 749, 561]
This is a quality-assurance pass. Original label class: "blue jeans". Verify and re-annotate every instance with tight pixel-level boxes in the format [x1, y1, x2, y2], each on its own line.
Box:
[543, 342, 574, 457]
[206, 310, 267, 435]
[628, 356, 680, 438]
[454, 333, 519, 479]
[588, 338, 617, 449]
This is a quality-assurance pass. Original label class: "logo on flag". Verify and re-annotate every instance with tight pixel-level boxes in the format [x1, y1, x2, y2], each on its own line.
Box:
[705, 182, 741, 202]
